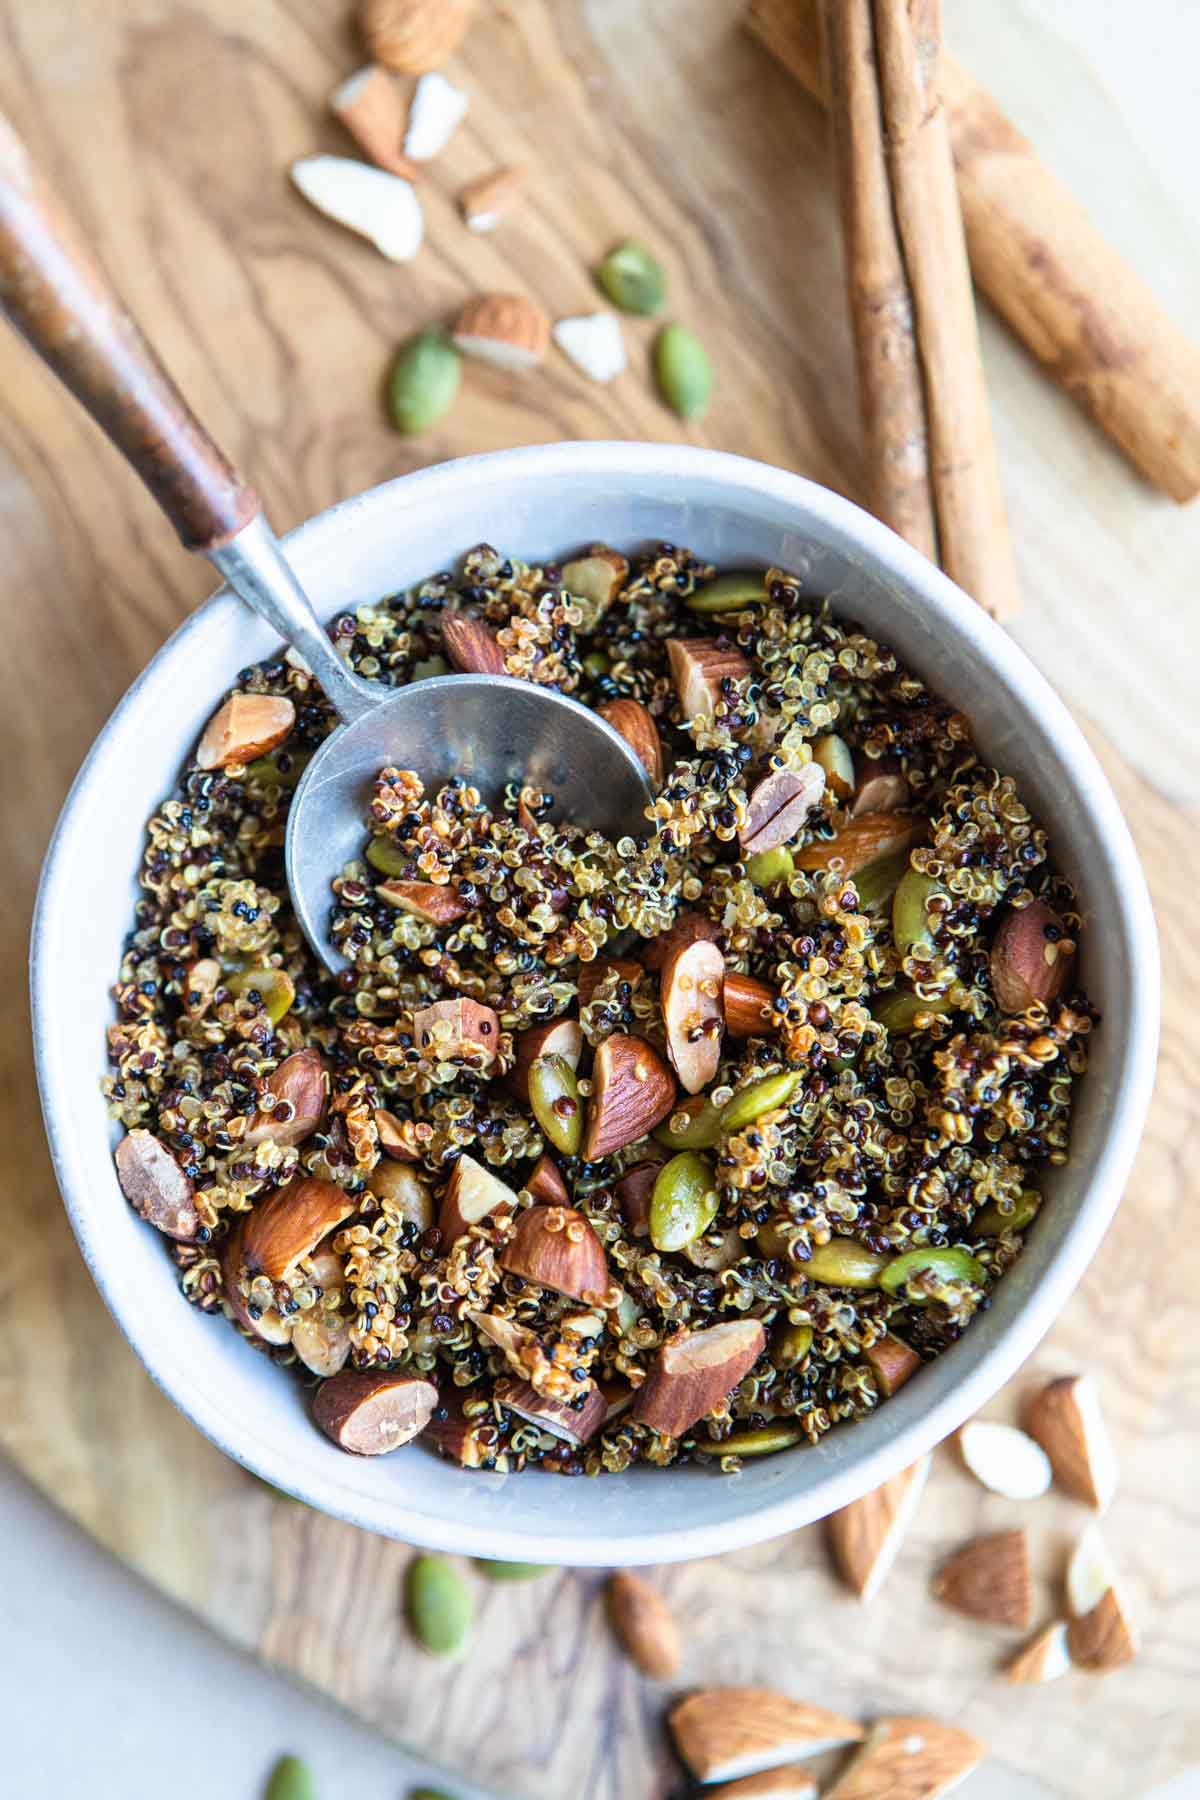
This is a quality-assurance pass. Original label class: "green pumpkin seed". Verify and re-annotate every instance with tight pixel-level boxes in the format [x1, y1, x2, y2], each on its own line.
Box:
[410, 1790, 458, 1800]
[805, 1238, 889, 1288]
[852, 847, 912, 911]
[720, 1070, 802, 1133]
[265, 1756, 317, 1800]
[649, 1152, 719, 1253]
[582, 649, 611, 680]
[872, 989, 954, 1034]
[879, 1245, 986, 1296]
[245, 749, 312, 790]
[596, 239, 666, 314]
[973, 1190, 1041, 1238]
[528, 1053, 585, 1157]
[686, 571, 768, 614]
[653, 1094, 723, 1150]
[406, 1554, 474, 1658]
[813, 733, 854, 799]
[893, 869, 944, 956]
[770, 1319, 813, 1370]
[366, 837, 407, 877]
[475, 1559, 554, 1580]
[745, 845, 794, 890]
[700, 1421, 803, 1457]
[655, 324, 712, 420]
[226, 966, 295, 1025]
[388, 329, 461, 434]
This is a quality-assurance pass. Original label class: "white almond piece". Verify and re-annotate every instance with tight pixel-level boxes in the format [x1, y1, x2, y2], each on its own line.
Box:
[404, 71, 469, 160]
[959, 1419, 1053, 1500]
[1006, 1620, 1071, 1685]
[290, 156, 423, 261]
[553, 312, 628, 384]
[1066, 1523, 1118, 1617]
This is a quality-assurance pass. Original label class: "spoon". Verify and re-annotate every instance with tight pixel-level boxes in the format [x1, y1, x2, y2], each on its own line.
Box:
[0, 111, 653, 969]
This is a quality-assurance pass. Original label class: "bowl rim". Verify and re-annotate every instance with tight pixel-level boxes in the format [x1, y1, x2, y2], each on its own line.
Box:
[30, 441, 1160, 1564]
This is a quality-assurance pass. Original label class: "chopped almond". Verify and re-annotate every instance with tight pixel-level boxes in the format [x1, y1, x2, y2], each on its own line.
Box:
[412, 996, 500, 1068]
[438, 1154, 516, 1245]
[458, 162, 527, 231]
[577, 956, 644, 1009]
[312, 1368, 437, 1455]
[863, 1332, 921, 1397]
[932, 1529, 1033, 1629]
[241, 1177, 357, 1283]
[723, 970, 779, 1038]
[195, 693, 295, 771]
[509, 1015, 582, 1105]
[823, 1716, 985, 1800]
[495, 1376, 607, 1445]
[667, 637, 750, 721]
[243, 1047, 327, 1148]
[525, 1153, 569, 1206]
[1066, 1525, 1137, 1671]
[375, 879, 469, 925]
[851, 757, 910, 816]
[661, 936, 725, 1093]
[598, 698, 664, 786]
[583, 1032, 676, 1160]
[114, 1129, 198, 1242]
[669, 1688, 863, 1784]
[1006, 1620, 1071, 1684]
[794, 811, 924, 876]
[499, 1203, 609, 1302]
[452, 292, 551, 371]
[614, 1161, 660, 1237]
[1024, 1374, 1117, 1511]
[827, 1456, 929, 1603]
[739, 764, 826, 856]
[441, 611, 506, 674]
[632, 1319, 765, 1438]
[641, 911, 722, 973]
[958, 1419, 1052, 1500]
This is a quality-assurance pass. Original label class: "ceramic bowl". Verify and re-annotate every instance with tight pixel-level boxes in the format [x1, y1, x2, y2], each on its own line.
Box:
[31, 443, 1158, 1564]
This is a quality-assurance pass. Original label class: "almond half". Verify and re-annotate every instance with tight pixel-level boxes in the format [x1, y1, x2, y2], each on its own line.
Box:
[195, 693, 295, 771]
[499, 1203, 609, 1302]
[632, 1318, 765, 1438]
[932, 1528, 1033, 1629]
[1024, 1374, 1117, 1511]
[723, 971, 779, 1039]
[827, 1456, 929, 1603]
[438, 1154, 517, 1245]
[605, 1570, 680, 1679]
[241, 1177, 357, 1283]
[668, 1688, 863, 1784]
[577, 957, 644, 1010]
[368, 1158, 434, 1230]
[794, 811, 924, 877]
[1066, 1524, 1137, 1671]
[495, 1376, 607, 1446]
[667, 637, 750, 722]
[614, 1161, 660, 1237]
[851, 757, 910, 816]
[441, 611, 506, 675]
[114, 1129, 198, 1241]
[312, 1368, 437, 1455]
[583, 1032, 676, 1160]
[452, 292, 551, 371]
[823, 1716, 986, 1800]
[958, 1419, 1053, 1500]
[661, 935, 725, 1093]
[1006, 1620, 1071, 1685]
[220, 1216, 291, 1346]
[739, 764, 826, 857]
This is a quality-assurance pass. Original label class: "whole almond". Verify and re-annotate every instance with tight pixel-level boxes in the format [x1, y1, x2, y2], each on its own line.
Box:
[990, 899, 1076, 1013]
[441, 611, 506, 675]
[605, 1570, 681, 1678]
[598, 698, 664, 786]
[196, 693, 295, 771]
[583, 1032, 676, 1160]
[114, 1129, 198, 1241]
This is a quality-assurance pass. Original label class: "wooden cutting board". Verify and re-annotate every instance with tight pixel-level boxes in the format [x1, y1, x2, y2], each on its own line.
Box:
[1, 3, 1197, 1796]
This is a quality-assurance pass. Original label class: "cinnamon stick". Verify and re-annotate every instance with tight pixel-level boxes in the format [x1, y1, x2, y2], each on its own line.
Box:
[749, 0, 1200, 503]
[822, 0, 936, 557]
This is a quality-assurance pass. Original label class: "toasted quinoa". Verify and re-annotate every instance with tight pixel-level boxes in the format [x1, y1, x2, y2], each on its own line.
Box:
[106, 544, 1094, 1476]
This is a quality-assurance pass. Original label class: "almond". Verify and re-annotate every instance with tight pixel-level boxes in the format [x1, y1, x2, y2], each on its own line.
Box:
[509, 1015, 583, 1105]
[182, 956, 221, 1020]
[469, 1309, 538, 1376]
[329, 65, 418, 178]
[827, 1456, 929, 1603]
[375, 879, 469, 925]
[242, 1177, 357, 1282]
[413, 996, 500, 1068]
[403, 69, 469, 160]
[561, 549, 629, 619]
[368, 1158, 434, 1230]
[667, 636, 750, 722]
[525, 1152, 569, 1206]
[605, 1570, 680, 1679]
[312, 1368, 438, 1455]
[705, 1771, 817, 1799]
[851, 757, 910, 816]
[220, 1216, 291, 1345]
[425, 1397, 491, 1468]
[114, 1129, 198, 1241]
[989, 899, 1075, 1013]
[452, 292, 551, 371]
[957, 1419, 1052, 1499]
[724, 970, 779, 1039]
[499, 1203, 609, 1302]
[1006, 1620, 1071, 1684]
[739, 764, 826, 856]
[669, 1688, 864, 1784]
[661, 936, 725, 1094]
[438, 1153, 517, 1245]
[441, 610, 506, 675]
[495, 1375, 607, 1445]
[632, 1318, 765, 1438]
[375, 1106, 419, 1160]
[1065, 1525, 1137, 1671]
[554, 313, 628, 383]
[290, 155, 424, 261]
[794, 811, 924, 876]
[195, 693, 295, 771]
[598, 698, 664, 787]
[932, 1528, 1033, 1629]
[1024, 1374, 1117, 1511]
[291, 1250, 352, 1377]
[823, 1716, 986, 1800]
[243, 1047, 327, 1148]
[583, 1032, 676, 1160]
[641, 911, 722, 973]
[863, 1331, 921, 1397]
[458, 162, 527, 231]
[577, 957, 644, 1010]
[358, 0, 478, 72]
[614, 1161, 660, 1237]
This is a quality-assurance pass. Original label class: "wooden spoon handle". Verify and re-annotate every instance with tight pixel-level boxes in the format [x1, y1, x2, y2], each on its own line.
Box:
[0, 111, 259, 551]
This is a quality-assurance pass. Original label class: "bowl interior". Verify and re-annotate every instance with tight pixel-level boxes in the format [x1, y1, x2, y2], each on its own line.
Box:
[32, 444, 1157, 1564]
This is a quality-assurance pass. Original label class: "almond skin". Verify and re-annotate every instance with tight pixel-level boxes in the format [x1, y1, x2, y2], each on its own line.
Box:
[452, 292, 551, 370]
[495, 1376, 607, 1445]
[583, 1032, 677, 1160]
[438, 1154, 517, 1245]
[241, 1177, 357, 1282]
[615, 1161, 661, 1237]
[661, 936, 725, 1093]
[413, 996, 501, 1068]
[220, 1216, 291, 1345]
[641, 911, 722, 973]
[739, 764, 826, 856]
[669, 1688, 864, 1784]
[1024, 1373, 1117, 1511]
[243, 1047, 327, 1148]
[1068, 1587, 1137, 1672]
[990, 899, 1076, 1013]
[827, 1457, 930, 1603]
[499, 1203, 609, 1302]
[667, 637, 750, 721]
[358, 0, 477, 72]
[458, 162, 527, 230]
[114, 1129, 198, 1241]
[793, 811, 924, 876]
[509, 1015, 583, 1105]
[312, 1368, 438, 1455]
[598, 698, 664, 786]
[632, 1318, 765, 1438]
[441, 610, 506, 675]
[525, 1153, 570, 1206]
[932, 1528, 1033, 1629]
[577, 957, 644, 1010]
[605, 1570, 681, 1679]
[195, 693, 295, 771]
[723, 970, 779, 1039]
[863, 1331, 921, 1397]
[329, 65, 419, 178]
[823, 1716, 985, 1800]
[375, 879, 469, 925]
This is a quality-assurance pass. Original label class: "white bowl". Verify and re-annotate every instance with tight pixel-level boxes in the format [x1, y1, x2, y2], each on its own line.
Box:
[31, 443, 1158, 1565]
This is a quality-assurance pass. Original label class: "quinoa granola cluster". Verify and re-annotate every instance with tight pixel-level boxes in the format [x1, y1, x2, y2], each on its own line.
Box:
[107, 542, 1093, 1475]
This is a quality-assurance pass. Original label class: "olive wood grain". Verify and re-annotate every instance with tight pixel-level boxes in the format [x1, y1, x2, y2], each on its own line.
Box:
[0, 110, 257, 551]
